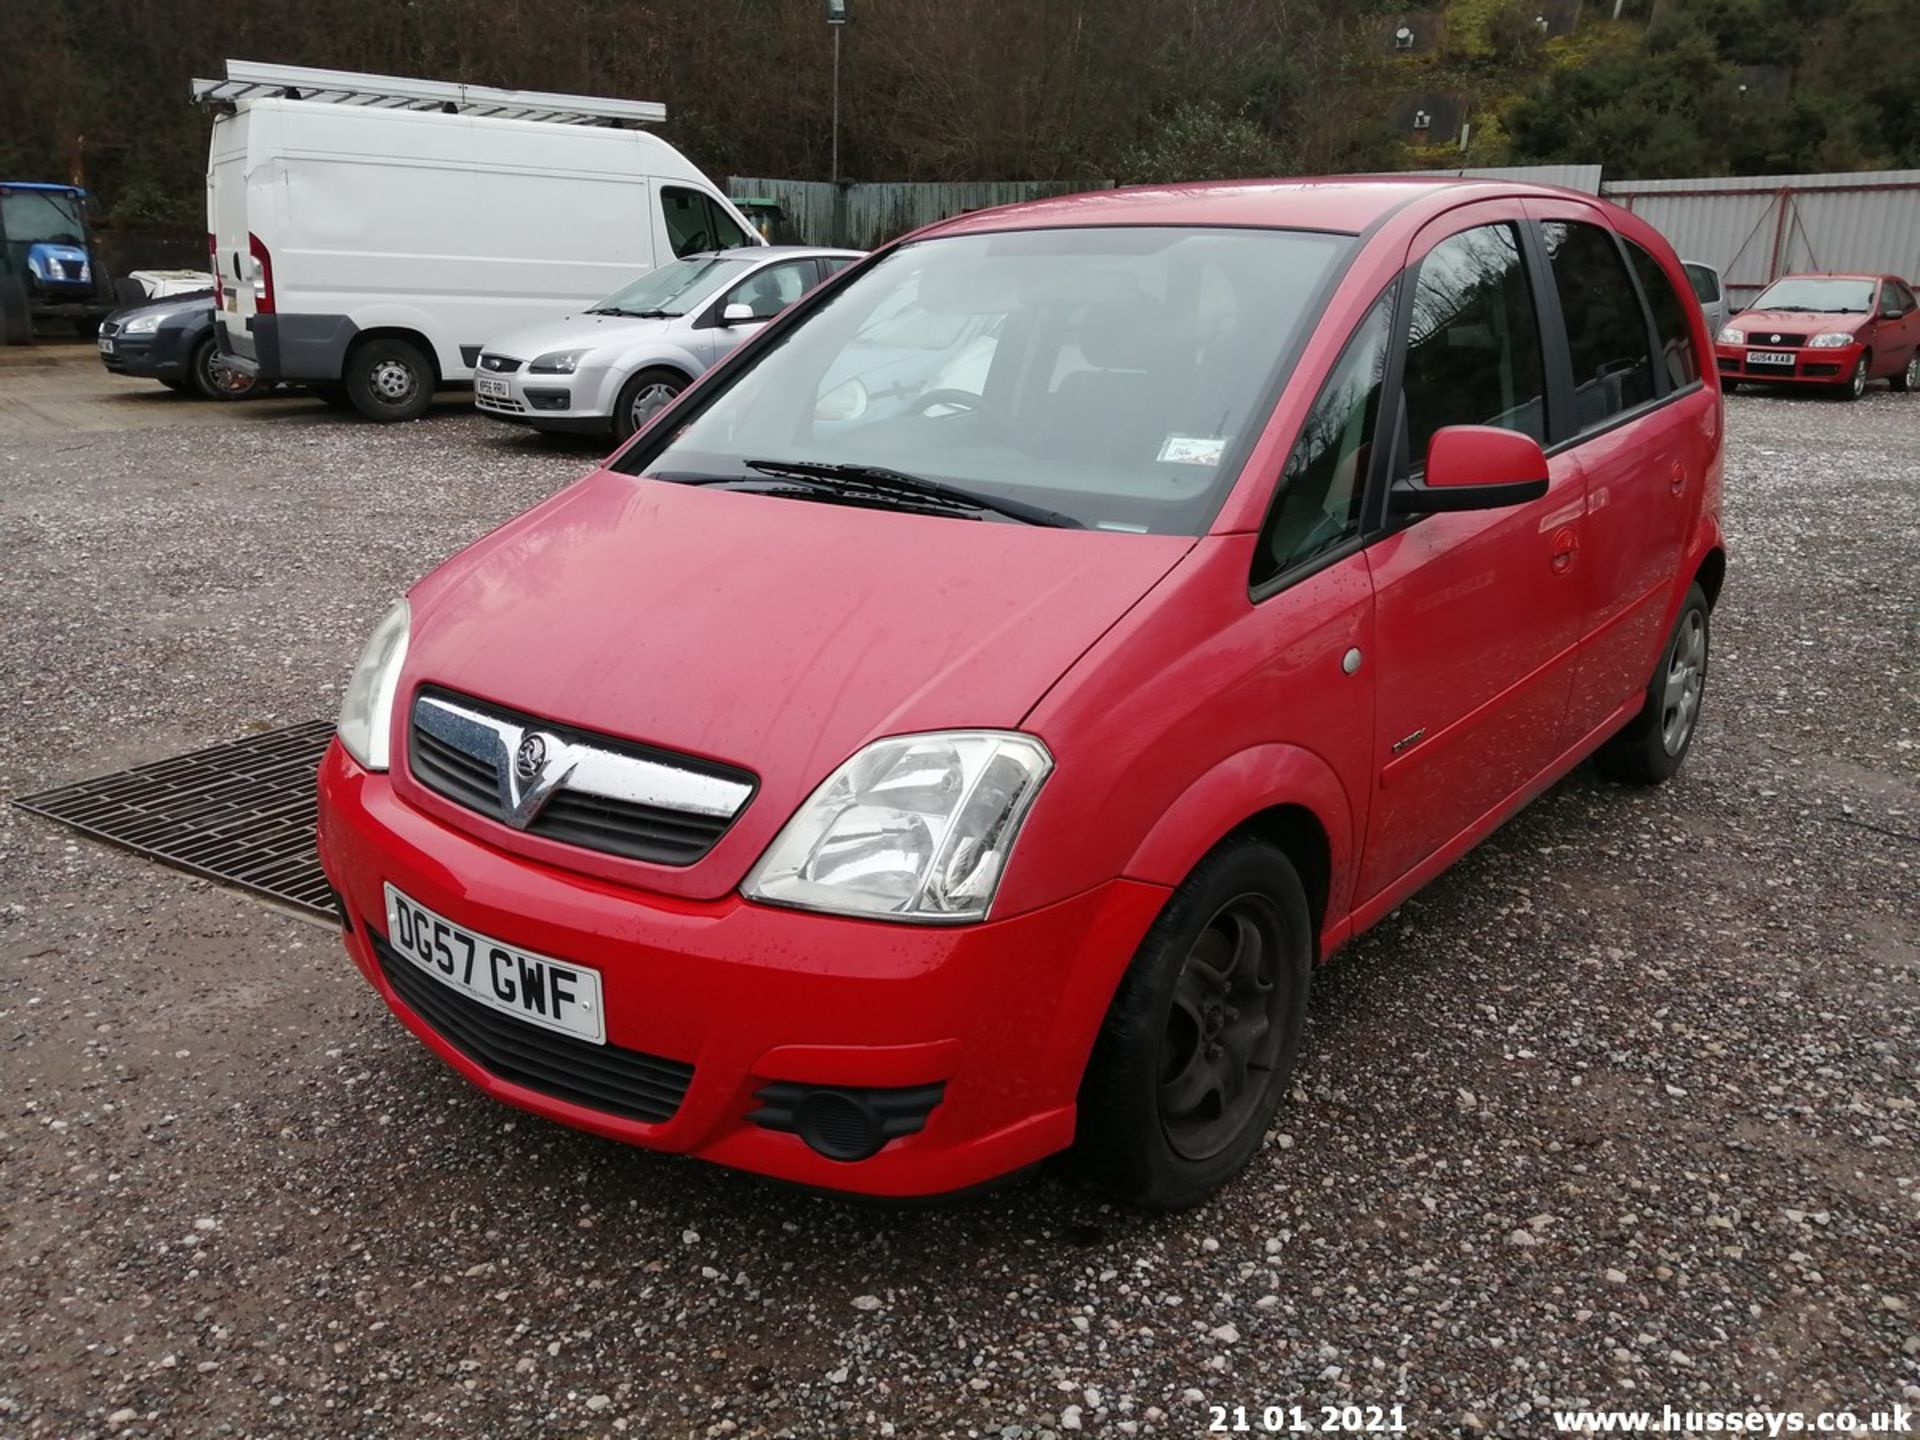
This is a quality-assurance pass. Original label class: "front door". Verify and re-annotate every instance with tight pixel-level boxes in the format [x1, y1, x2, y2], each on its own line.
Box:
[1358, 205, 1588, 903]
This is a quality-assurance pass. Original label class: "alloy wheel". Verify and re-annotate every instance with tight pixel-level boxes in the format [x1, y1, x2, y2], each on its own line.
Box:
[1850, 358, 1868, 399]
[1906, 354, 1919, 391]
[1158, 892, 1288, 1161]
[1660, 608, 1707, 756]
[629, 381, 680, 431]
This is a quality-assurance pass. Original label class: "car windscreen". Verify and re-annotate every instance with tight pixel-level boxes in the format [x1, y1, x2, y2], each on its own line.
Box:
[618, 226, 1352, 535]
[1748, 276, 1875, 314]
[590, 257, 749, 317]
[1, 190, 85, 246]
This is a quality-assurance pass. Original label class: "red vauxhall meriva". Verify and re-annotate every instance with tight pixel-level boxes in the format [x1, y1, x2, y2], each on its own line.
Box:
[317, 179, 1725, 1208]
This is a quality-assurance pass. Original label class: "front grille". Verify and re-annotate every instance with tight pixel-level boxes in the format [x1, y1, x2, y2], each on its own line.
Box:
[371, 930, 693, 1124]
[478, 353, 523, 373]
[99, 318, 120, 336]
[476, 394, 527, 413]
[1751, 332, 1808, 348]
[407, 688, 754, 867]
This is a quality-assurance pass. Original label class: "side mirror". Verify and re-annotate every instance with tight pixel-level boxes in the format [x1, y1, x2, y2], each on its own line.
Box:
[721, 302, 757, 325]
[1389, 425, 1550, 516]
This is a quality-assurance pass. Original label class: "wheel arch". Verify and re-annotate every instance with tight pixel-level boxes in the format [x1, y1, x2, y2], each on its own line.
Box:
[346, 326, 443, 385]
[1121, 743, 1356, 960]
[1693, 545, 1727, 610]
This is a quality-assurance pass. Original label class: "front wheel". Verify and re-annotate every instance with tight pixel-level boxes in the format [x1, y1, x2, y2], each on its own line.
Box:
[612, 367, 687, 442]
[345, 336, 435, 422]
[190, 335, 259, 401]
[1595, 582, 1710, 784]
[1892, 352, 1918, 394]
[1837, 355, 1869, 401]
[1073, 835, 1312, 1209]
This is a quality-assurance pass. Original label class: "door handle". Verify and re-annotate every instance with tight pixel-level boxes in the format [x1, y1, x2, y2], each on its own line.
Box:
[1549, 526, 1577, 575]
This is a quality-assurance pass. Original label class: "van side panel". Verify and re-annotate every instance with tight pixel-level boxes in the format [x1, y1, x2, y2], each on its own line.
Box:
[220, 101, 738, 384]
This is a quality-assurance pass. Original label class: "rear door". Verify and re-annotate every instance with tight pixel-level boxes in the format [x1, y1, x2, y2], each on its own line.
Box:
[206, 110, 255, 357]
[1529, 197, 1697, 738]
[1357, 201, 1587, 902]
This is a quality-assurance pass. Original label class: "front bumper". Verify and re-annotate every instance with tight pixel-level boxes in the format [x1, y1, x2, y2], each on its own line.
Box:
[98, 324, 196, 381]
[316, 741, 1168, 1197]
[1714, 340, 1863, 385]
[473, 359, 619, 434]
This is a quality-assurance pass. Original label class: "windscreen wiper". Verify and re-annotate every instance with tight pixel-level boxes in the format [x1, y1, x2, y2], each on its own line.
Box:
[744, 459, 1083, 529]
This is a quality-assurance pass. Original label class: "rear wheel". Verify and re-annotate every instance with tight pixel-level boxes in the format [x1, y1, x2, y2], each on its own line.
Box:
[612, 367, 687, 442]
[189, 335, 259, 401]
[1595, 583, 1710, 785]
[1073, 835, 1312, 1209]
[1837, 354, 1869, 401]
[345, 336, 435, 422]
[1893, 352, 1918, 394]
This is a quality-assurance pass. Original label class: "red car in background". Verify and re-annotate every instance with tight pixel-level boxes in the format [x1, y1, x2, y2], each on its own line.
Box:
[317, 178, 1726, 1208]
[1714, 272, 1920, 398]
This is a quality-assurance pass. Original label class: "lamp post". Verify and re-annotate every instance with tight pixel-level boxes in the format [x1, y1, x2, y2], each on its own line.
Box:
[827, 0, 850, 185]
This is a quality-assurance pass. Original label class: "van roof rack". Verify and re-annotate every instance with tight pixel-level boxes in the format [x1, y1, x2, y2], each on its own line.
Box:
[189, 60, 666, 127]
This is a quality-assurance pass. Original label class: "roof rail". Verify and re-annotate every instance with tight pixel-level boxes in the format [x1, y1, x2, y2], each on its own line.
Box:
[189, 60, 665, 127]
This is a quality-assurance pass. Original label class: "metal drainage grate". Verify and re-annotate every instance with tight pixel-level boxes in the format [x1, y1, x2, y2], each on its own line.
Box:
[12, 720, 338, 921]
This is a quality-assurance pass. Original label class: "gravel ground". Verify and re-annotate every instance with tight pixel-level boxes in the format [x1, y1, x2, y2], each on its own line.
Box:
[0, 382, 1915, 1439]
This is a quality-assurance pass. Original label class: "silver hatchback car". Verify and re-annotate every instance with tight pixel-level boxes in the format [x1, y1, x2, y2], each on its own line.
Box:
[474, 245, 862, 440]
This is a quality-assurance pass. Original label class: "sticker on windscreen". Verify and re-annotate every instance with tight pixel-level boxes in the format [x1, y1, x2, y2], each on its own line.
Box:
[1158, 435, 1227, 466]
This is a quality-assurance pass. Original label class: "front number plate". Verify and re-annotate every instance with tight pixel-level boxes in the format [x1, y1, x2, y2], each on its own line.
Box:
[97, 336, 115, 355]
[1746, 349, 1795, 366]
[476, 375, 511, 400]
[383, 884, 606, 1044]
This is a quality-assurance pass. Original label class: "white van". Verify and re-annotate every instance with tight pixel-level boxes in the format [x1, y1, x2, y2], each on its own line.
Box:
[195, 61, 761, 420]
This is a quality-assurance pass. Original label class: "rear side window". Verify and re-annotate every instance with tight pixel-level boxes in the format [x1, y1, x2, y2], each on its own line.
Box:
[1256, 282, 1397, 587]
[1629, 243, 1701, 390]
[1541, 221, 1657, 432]
[662, 187, 752, 258]
[1683, 263, 1720, 304]
[1402, 223, 1548, 467]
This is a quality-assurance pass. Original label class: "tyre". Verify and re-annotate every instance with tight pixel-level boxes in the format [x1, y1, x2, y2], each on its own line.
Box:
[189, 335, 259, 401]
[1073, 835, 1313, 1209]
[344, 336, 435, 422]
[1595, 582, 1710, 785]
[611, 367, 687, 442]
[1837, 354, 1869, 401]
[1892, 352, 1918, 394]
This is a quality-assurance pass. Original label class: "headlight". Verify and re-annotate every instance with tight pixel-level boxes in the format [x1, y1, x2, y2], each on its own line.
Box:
[1717, 326, 1743, 345]
[122, 313, 162, 335]
[1807, 332, 1854, 348]
[336, 599, 410, 771]
[528, 349, 586, 375]
[743, 732, 1053, 923]
[815, 377, 869, 422]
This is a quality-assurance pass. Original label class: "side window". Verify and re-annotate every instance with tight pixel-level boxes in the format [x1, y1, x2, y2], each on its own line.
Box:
[1885, 280, 1916, 316]
[819, 255, 857, 278]
[1684, 263, 1720, 305]
[662, 187, 715, 258]
[1628, 242, 1701, 390]
[1255, 282, 1396, 587]
[1402, 223, 1547, 467]
[720, 260, 814, 321]
[706, 199, 751, 252]
[1541, 220, 1658, 432]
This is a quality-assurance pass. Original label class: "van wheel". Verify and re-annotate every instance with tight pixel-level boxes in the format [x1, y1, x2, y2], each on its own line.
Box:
[1073, 835, 1312, 1210]
[1893, 353, 1918, 394]
[345, 337, 434, 422]
[1837, 354, 1869, 401]
[190, 336, 258, 401]
[612, 368, 686, 442]
[1595, 583, 1710, 785]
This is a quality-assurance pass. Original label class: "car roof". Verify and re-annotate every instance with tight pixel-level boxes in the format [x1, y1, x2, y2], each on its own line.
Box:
[711, 245, 864, 261]
[914, 176, 1584, 240]
[0, 182, 87, 195]
[1766, 271, 1883, 282]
